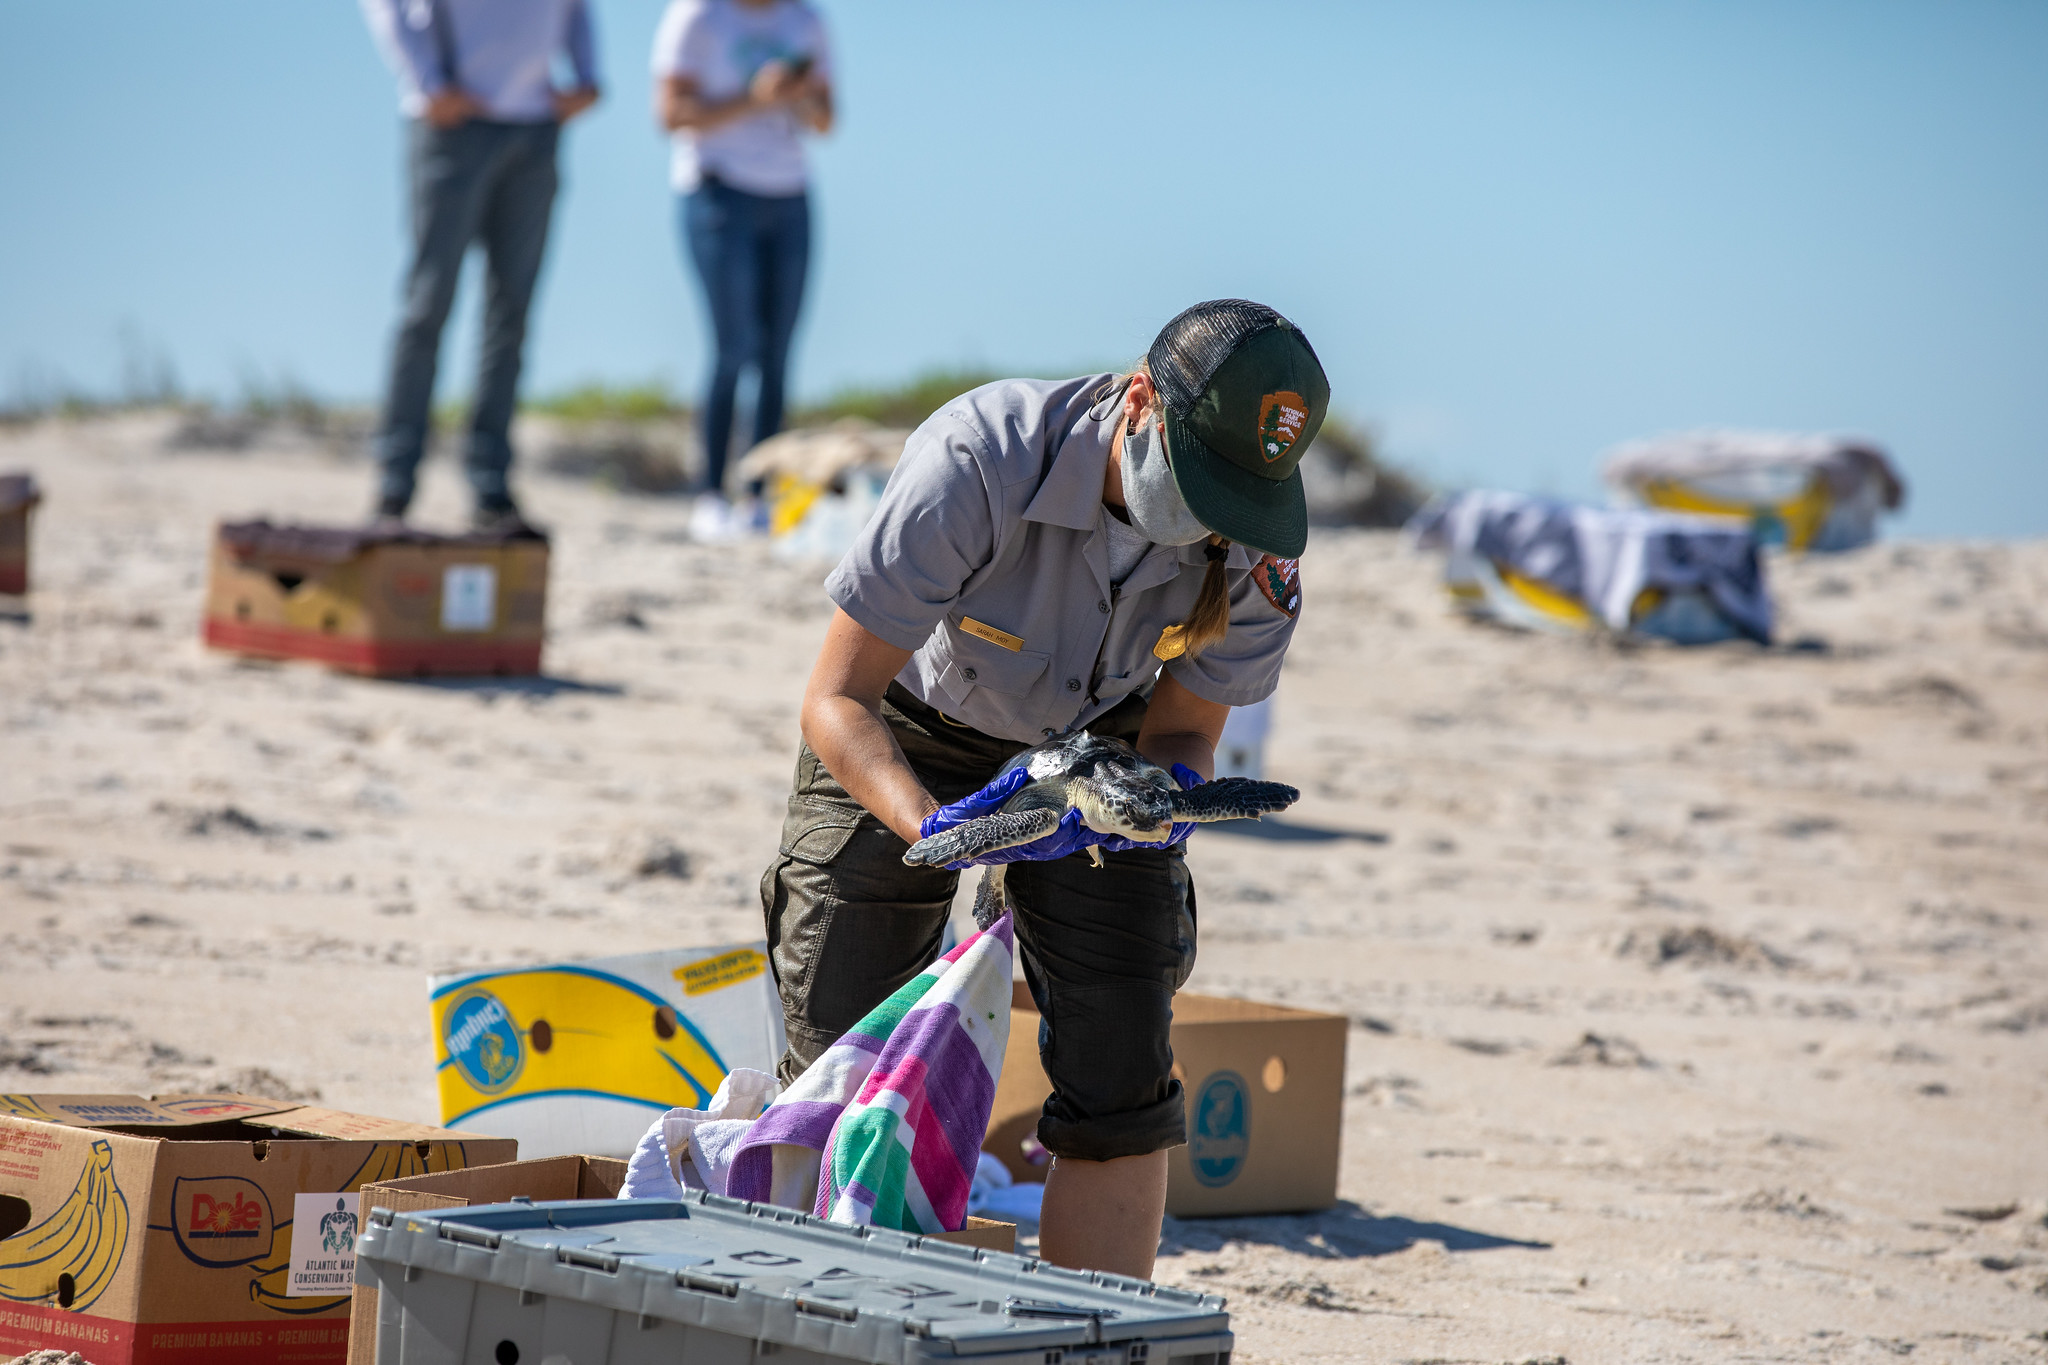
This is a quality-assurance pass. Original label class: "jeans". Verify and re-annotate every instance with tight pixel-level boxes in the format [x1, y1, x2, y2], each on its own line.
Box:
[375, 119, 560, 510]
[681, 180, 811, 493]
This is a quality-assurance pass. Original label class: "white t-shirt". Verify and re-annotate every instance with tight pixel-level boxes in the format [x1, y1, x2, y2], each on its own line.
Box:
[651, 0, 830, 196]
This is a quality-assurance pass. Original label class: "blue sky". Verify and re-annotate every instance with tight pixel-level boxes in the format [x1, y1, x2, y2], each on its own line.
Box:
[1, 2, 2043, 536]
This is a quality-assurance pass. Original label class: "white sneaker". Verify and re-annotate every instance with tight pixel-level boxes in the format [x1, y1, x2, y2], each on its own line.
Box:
[688, 493, 735, 544]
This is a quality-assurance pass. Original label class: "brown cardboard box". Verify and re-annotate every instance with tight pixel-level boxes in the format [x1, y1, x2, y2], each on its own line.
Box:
[345, 1155, 1017, 1365]
[201, 520, 549, 678]
[0, 473, 40, 595]
[985, 983, 1348, 1217]
[0, 1093, 515, 1365]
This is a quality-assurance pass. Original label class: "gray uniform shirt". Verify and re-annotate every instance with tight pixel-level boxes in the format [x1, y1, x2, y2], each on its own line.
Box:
[824, 375, 1301, 745]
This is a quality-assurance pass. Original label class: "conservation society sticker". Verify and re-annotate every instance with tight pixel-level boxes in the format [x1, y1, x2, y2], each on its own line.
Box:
[286, 1192, 358, 1297]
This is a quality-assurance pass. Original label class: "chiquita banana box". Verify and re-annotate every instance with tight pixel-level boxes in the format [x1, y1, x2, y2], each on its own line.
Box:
[429, 941, 786, 1158]
[0, 1093, 513, 1364]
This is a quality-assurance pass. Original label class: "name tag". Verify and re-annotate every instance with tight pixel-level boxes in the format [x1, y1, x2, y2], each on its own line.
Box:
[1153, 625, 1188, 661]
[960, 617, 1024, 652]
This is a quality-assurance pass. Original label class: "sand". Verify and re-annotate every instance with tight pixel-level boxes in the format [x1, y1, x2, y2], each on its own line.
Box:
[1, 414, 2044, 1364]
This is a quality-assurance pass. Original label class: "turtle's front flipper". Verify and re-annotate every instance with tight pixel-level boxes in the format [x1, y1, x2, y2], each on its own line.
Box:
[1170, 778, 1301, 823]
[902, 807, 1064, 866]
[972, 865, 1009, 929]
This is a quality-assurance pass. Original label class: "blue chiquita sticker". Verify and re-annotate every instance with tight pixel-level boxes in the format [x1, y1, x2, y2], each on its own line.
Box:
[1188, 1070, 1251, 1187]
[442, 988, 525, 1094]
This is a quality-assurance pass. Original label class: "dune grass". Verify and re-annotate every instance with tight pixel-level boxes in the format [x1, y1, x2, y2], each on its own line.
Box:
[522, 369, 1034, 431]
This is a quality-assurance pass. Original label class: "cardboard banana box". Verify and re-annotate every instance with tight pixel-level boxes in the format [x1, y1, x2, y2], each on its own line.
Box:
[984, 984, 1349, 1217]
[0, 1093, 514, 1365]
[201, 519, 549, 678]
[0, 473, 39, 595]
[429, 943, 787, 1159]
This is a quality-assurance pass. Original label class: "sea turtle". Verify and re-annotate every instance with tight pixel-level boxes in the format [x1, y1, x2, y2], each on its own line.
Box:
[901, 730, 1301, 927]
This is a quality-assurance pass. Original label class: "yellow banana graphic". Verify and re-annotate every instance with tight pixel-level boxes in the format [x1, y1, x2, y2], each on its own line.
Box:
[1639, 475, 1831, 552]
[246, 1139, 472, 1314]
[0, 1096, 60, 1123]
[0, 1138, 130, 1311]
[433, 966, 730, 1127]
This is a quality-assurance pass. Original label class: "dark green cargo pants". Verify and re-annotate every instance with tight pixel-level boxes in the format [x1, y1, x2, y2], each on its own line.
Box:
[759, 683, 1197, 1162]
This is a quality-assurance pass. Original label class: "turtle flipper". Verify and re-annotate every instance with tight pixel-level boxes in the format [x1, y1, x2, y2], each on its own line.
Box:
[972, 865, 1009, 930]
[902, 807, 1064, 866]
[1169, 778, 1301, 823]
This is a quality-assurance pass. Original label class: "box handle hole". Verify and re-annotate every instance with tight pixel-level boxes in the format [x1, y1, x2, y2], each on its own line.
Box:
[0, 1196, 28, 1240]
[56, 1272, 75, 1308]
[494, 1342, 519, 1365]
[1261, 1056, 1286, 1093]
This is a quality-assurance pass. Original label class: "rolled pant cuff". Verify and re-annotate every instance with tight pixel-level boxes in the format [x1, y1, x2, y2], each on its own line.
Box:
[1036, 1085, 1187, 1164]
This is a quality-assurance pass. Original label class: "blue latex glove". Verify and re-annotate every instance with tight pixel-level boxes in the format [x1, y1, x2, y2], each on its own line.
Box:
[1093, 763, 1200, 854]
[921, 763, 1204, 870]
[920, 767, 1104, 870]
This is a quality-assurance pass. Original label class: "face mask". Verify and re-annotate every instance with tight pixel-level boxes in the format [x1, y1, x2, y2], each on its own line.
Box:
[1120, 414, 1212, 546]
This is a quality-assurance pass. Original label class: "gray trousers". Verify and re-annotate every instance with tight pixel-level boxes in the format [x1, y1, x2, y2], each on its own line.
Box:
[375, 119, 560, 509]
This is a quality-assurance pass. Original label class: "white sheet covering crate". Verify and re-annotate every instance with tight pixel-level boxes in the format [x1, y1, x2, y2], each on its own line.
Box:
[356, 1196, 1234, 1365]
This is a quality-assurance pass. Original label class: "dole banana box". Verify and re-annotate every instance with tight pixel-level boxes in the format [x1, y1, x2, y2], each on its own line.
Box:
[984, 985, 1350, 1217]
[0, 1092, 514, 1365]
[201, 519, 549, 678]
[430, 942, 786, 1159]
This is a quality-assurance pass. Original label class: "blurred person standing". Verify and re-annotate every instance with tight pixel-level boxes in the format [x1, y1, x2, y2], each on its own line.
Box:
[651, 0, 834, 541]
[361, 0, 602, 530]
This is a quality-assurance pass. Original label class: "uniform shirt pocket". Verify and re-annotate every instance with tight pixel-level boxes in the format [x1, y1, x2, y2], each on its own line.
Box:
[933, 621, 1051, 706]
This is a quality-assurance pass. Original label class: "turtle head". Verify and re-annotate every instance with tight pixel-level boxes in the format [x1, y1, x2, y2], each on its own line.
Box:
[1070, 769, 1177, 839]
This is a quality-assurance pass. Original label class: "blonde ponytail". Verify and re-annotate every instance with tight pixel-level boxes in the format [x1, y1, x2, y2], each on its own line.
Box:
[1152, 535, 1234, 661]
[1178, 536, 1236, 658]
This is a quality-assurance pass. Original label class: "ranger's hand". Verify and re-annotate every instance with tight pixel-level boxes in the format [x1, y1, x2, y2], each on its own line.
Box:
[918, 769, 1105, 871]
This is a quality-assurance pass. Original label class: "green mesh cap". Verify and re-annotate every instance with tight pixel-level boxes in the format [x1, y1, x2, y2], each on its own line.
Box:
[1148, 299, 1329, 560]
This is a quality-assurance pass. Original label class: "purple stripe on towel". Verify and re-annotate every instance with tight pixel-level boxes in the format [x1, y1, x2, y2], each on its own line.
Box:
[860, 1001, 997, 1178]
[725, 1097, 845, 1202]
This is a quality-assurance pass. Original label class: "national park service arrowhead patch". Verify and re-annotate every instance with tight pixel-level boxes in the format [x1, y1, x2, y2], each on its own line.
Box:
[1257, 391, 1308, 464]
[1254, 555, 1301, 617]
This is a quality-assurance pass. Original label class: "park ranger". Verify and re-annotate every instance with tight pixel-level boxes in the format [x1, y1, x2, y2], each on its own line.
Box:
[763, 299, 1328, 1278]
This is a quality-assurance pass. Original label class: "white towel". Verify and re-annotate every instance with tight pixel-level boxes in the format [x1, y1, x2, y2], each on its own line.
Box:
[620, 1068, 779, 1200]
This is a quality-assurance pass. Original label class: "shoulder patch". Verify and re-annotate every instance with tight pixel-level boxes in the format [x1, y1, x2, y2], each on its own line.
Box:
[1254, 555, 1301, 617]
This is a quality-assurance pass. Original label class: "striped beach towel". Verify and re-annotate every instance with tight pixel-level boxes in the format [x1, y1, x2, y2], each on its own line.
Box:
[726, 912, 1014, 1234]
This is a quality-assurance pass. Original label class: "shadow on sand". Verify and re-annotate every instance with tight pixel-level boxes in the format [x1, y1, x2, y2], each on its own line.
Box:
[1207, 818, 1390, 845]
[393, 673, 627, 699]
[1159, 1201, 1549, 1260]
